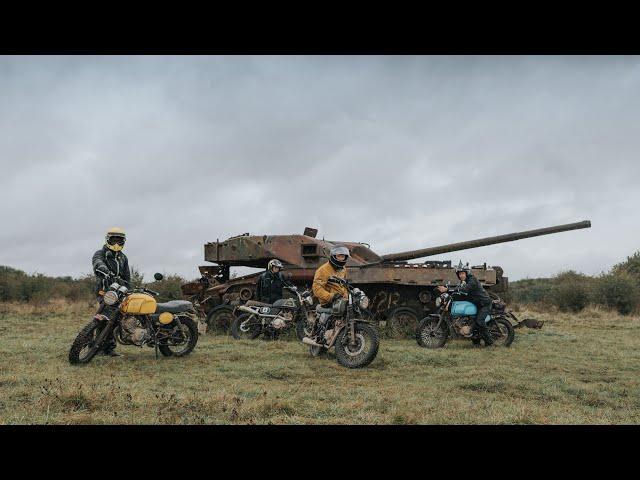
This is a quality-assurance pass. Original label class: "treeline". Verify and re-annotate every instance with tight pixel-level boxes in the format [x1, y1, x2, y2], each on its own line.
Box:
[508, 252, 640, 315]
[0, 266, 188, 304]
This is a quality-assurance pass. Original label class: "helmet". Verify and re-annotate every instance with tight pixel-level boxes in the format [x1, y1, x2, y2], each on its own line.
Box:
[105, 227, 126, 252]
[455, 260, 471, 278]
[268, 259, 283, 271]
[329, 245, 350, 269]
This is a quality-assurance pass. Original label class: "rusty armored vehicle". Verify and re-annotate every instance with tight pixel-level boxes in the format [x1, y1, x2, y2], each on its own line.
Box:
[182, 221, 591, 335]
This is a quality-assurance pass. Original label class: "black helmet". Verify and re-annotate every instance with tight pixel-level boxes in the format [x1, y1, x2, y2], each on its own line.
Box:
[329, 245, 350, 269]
[455, 260, 471, 278]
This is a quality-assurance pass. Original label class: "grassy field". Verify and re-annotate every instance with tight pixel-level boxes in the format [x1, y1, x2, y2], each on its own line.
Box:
[0, 301, 639, 424]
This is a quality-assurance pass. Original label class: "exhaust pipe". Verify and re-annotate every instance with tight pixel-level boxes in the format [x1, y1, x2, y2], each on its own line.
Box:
[302, 337, 323, 347]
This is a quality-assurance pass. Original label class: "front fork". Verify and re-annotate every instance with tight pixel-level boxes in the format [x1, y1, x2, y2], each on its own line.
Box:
[348, 318, 357, 347]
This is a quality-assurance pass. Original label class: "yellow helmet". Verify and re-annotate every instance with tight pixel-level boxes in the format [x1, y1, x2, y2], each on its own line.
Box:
[105, 227, 126, 252]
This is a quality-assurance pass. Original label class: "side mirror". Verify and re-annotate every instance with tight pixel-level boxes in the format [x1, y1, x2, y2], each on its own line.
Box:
[154, 273, 164, 281]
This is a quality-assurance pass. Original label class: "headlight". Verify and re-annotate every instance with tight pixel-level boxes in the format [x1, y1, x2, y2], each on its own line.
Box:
[435, 297, 442, 307]
[103, 291, 119, 306]
[359, 295, 369, 310]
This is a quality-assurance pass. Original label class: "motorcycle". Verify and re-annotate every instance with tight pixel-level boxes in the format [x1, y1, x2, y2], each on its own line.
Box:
[302, 276, 379, 369]
[415, 283, 514, 349]
[231, 285, 315, 341]
[68, 273, 201, 364]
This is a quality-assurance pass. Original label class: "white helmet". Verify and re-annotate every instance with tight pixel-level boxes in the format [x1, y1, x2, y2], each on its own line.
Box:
[268, 259, 283, 271]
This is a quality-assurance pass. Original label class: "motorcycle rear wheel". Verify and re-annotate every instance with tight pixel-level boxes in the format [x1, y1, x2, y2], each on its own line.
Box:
[158, 317, 199, 357]
[488, 317, 515, 347]
[231, 314, 262, 340]
[68, 319, 105, 365]
[335, 322, 379, 369]
[415, 317, 448, 349]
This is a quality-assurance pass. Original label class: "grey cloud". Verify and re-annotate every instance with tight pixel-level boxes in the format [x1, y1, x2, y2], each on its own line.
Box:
[1, 55, 638, 282]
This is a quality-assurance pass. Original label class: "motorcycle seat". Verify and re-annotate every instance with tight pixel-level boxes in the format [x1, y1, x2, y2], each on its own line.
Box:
[245, 300, 272, 307]
[156, 300, 193, 314]
[315, 305, 333, 314]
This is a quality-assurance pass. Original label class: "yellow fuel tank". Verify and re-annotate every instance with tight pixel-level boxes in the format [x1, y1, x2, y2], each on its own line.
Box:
[120, 293, 157, 315]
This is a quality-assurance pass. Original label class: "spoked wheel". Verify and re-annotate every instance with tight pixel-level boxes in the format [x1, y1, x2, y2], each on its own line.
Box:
[69, 319, 106, 365]
[158, 316, 199, 357]
[487, 317, 515, 347]
[387, 308, 420, 339]
[415, 317, 448, 349]
[296, 316, 314, 342]
[335, 322, 379, 369]
[231, 314, 262, 340]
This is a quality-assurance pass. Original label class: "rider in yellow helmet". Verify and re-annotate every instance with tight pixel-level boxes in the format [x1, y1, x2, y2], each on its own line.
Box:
[91, 227, 131, 357]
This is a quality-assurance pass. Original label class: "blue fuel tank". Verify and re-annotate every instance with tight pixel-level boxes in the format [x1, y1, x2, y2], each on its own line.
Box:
[450, 301, 477, 317]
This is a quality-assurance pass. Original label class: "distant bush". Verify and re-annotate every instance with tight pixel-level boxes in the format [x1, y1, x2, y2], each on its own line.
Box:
[145, 274, 187, 301]
[510, 264, 640, 316]
[595, 272, 640, 315]
[551, 270, 593, 312]
[612, 251, 640, 282]
[0, 265, 189, 305]
[507, 277, 554, 305]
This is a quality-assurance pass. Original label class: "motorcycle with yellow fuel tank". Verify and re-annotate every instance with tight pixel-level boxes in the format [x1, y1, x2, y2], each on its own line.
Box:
[68, 273, 202, 364]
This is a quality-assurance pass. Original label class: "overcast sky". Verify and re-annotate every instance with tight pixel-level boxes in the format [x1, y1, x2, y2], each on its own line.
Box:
[1, 55, 638, 282]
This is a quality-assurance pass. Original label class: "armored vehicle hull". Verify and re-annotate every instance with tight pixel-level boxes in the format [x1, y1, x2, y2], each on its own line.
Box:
[182, 221, 590, 336]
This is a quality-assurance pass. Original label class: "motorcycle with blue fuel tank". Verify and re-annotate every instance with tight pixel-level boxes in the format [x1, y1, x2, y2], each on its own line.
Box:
[415, 284, 514, 348]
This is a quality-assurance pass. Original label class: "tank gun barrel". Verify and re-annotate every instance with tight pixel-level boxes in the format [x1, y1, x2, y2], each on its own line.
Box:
[380, 220, 591, 262]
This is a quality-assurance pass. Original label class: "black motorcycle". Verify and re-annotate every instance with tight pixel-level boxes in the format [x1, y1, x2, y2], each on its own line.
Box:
[302, 276, 380, 369]
[68, 273, 200, 364]
[231, 285, 315, 341]
[416, 285, 514, 349]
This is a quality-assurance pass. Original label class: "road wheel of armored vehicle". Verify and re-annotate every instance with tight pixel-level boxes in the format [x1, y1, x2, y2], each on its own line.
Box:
[387, 307, 420, 339]
[158, 316, 199, 357]
[335, 322, 379, 369]
[206, 306, 235, 334]
[231, 313, 262, 340]
[487, 318, 515, 347]
[416, 317, 448, 349]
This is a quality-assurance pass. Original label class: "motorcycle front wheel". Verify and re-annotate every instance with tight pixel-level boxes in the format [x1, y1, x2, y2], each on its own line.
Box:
[158, 316, 199, 357]
[296, 317, 314, 342]
[416, 317, 448, 349]
[231, 314, 262, 340]
[68, 319, 108, 365]
[487, 317, 515, 347]
[335, 322, 379, 369]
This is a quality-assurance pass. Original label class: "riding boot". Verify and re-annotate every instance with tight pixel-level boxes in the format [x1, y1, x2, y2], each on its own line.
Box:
[100, 334, 122, 356]
[478, 324, 494, 346]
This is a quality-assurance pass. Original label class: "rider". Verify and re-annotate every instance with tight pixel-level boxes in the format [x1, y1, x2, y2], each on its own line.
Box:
[312, 245, 350, 306]
[256, 259, 288, 304]
[92, 227, 131, 356]
[437, 262, 494, 346]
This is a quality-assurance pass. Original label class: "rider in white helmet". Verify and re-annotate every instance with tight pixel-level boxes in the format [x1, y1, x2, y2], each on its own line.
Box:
[256, 259, 288, 304]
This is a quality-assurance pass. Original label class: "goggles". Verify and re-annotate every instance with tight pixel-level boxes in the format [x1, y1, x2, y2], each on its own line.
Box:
[107, 236, 126, 246]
